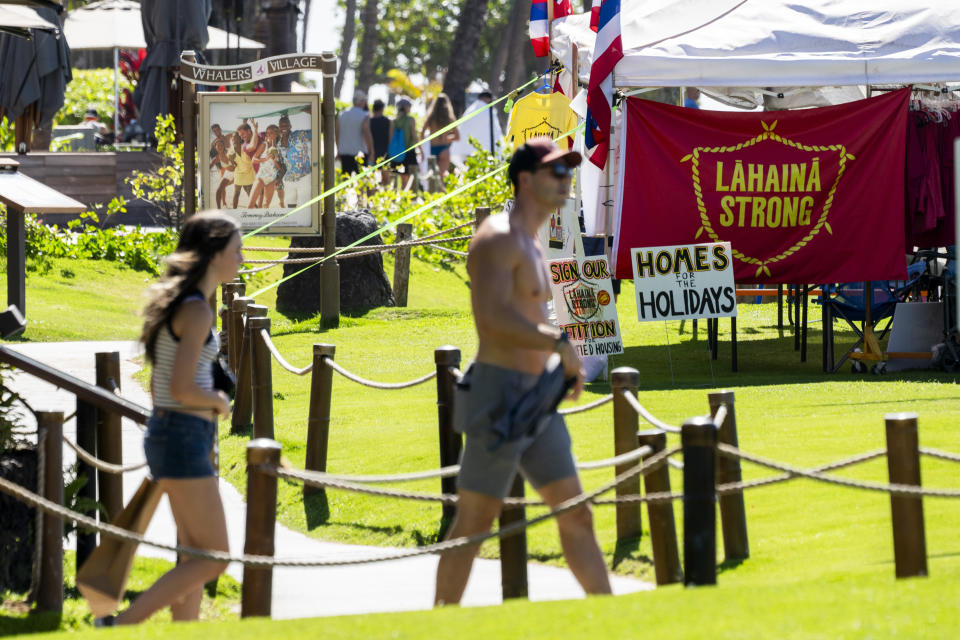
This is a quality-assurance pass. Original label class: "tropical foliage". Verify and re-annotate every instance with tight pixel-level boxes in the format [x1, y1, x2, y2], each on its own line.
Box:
[59, 69, 135, 131]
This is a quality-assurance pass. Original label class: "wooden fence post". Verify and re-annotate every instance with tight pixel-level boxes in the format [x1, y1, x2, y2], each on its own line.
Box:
[95, 351, 122, 521]
[220, 281, 243, 356]
[435, 346, 461, 522]
[233, 304, 267, 435]
[249, 317, 274, 440]
[393, 223, 412, 308]
[241, 438, 281, 618]
[37, 411, 63, 614]
[229, 295, 252, 374]
[610, 367, 642, 542]
[474, 207, 490, 229]
[885, 412, 927, 578]
[637, 429, 682, 585]
[708, 390, 749, 561]
[682, 416, 718, 586]
[499, 476, 528, 600]
[305, 344, 336, 497]
[75, 399, 97, 571]
[321, 55, 340, 329]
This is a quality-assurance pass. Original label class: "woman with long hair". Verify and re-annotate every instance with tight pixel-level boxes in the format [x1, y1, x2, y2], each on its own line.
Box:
[391, 98, 420, 190]
[421, 93, 460, 179]
[102, 211, 243, 626]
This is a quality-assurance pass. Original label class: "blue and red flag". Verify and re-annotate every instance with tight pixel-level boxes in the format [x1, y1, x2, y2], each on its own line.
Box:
[529, 0, 550, 57]
[585, 0, 623, 168]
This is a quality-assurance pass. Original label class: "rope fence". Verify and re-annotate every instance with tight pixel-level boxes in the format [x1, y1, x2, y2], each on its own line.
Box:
[324, 357, 437, 390]
[718, 443, 960, 498]
[0, 445, 676, 569]
[618, 387, 682, 433]
[241, 235, 474, 265]
[61, 435, 147, 474]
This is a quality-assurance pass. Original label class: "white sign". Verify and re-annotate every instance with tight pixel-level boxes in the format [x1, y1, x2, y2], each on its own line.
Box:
[537, 197, 580, 261]
[631, 242, 737, 321]
[548, 256, 624, 357]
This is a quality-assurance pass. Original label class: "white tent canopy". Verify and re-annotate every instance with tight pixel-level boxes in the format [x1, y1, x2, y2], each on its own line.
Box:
[553, 0, 960, 88]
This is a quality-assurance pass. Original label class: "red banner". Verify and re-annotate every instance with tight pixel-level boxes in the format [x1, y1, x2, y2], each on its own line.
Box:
[614, 89, 910, 284]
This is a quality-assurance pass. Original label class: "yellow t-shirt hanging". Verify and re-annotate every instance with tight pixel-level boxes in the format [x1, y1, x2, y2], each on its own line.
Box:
[506, 91, 578, 148]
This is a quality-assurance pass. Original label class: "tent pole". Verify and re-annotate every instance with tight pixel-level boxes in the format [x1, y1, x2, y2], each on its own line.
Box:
[114, 47, 119, 139]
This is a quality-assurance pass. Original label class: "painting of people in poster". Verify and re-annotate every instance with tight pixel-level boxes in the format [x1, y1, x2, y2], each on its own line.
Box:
[198, 93, 321, 235]
[548, 256, 623, 357]
[631, 242, 737, 321]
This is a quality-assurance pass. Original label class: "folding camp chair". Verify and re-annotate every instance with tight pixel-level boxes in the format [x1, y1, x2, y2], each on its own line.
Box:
[821, 262, 927, 373]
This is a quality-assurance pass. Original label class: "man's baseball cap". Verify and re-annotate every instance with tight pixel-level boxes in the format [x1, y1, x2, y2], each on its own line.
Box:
[508, 137, 581, 186]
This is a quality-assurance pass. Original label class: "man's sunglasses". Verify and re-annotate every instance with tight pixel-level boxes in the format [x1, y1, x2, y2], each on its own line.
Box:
[537, 162, 575, 179]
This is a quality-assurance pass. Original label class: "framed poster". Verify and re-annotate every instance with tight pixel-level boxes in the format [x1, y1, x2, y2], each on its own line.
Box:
[198, 92, 321, 234]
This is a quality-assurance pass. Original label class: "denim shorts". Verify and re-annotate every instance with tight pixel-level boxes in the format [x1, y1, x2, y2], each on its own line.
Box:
[144, 409, 216, 479]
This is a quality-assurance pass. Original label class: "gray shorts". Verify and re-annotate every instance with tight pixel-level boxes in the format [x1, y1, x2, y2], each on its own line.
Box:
[454, 362, 577, 499]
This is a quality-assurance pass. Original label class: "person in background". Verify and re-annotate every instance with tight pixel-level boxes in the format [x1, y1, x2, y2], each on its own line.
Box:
[276, 113, 312, 208]
[83, 107, 114, 146]
[391, 98, 419, 190]
[97, 212, 243, 626]
[368, 99, 392, 185]
[422, 93, 460, 179]
[336, 91, 374, 174]
[684, 87, 701, 109]
[450, 90, 503, 166]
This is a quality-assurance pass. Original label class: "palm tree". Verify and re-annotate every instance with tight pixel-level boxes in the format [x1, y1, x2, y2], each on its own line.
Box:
[335, 0, 358, 98]
[355, 0, 379, 93]
[442, 0, 491, 116]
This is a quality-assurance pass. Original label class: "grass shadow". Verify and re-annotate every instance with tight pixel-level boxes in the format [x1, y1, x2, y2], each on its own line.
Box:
[611, 535, 643, 571]
[0, 609, 61, 636]
[717, 557, 747, 574]
[304, 489, 330, 529]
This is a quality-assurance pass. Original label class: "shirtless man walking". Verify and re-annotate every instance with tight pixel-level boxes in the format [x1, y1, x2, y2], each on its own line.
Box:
[434, 137, 612, 605]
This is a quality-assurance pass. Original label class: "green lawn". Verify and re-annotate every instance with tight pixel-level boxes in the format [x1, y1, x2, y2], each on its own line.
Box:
[3, 249, 960, 637]
[0, 552, 241, 636]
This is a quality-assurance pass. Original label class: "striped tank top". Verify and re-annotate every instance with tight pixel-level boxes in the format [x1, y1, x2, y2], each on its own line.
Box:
[151, 293, 219, 411]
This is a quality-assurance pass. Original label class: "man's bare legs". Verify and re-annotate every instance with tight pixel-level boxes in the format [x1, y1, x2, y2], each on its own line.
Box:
[536, 475, 612, 595]
[115, 478, 228, 624]
[434, 474, 611, 606]
[434, 489, 502, 606]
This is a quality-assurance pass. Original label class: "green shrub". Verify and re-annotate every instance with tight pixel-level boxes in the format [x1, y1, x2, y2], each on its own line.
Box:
[339, 139, 512, 264]
[0, 116, 14, 153]
[59, 68, 134, 131]
[126, 114, 186, 228]
[0, 201, 178, 276]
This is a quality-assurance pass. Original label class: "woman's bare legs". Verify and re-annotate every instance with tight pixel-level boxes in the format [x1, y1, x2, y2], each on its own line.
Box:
[262, 181, 276, 208]
[250, 180, 265, 208]
[115, 477, 228, 624]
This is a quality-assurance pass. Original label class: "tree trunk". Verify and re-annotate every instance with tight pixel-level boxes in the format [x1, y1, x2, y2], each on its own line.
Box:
[489, 0, 525, 95]
[300, 0, 311, 53]
[335, 0, 358, 99]
[504, 0, 531, 93]
[442, 0, 491, 116]
[262, 0, 299, 91]
[355, 0, 379, 94]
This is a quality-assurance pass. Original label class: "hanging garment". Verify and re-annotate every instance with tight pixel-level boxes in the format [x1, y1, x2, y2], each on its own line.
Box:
[506, 91, 578, 148]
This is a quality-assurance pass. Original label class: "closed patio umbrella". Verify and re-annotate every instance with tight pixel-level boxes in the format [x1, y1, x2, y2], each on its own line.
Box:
[134, 0, 210, 142]
[0, 5, 70, 152]
[62, 0, 264, 140]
